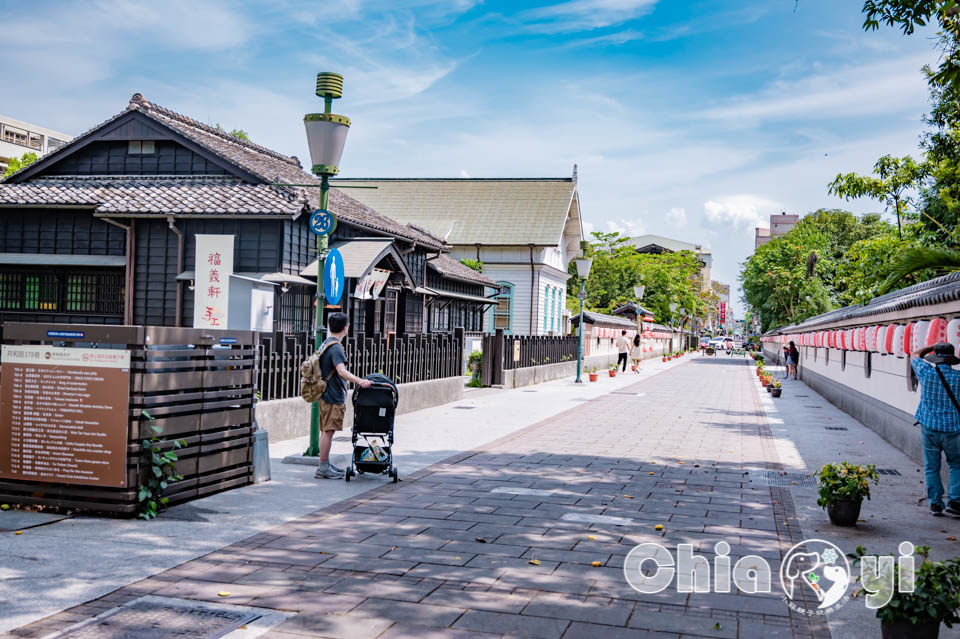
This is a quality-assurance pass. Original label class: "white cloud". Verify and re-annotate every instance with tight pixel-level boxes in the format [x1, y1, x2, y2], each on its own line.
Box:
[518, 0, 658, 33]
[702, 195, 782, 233]
[699, 55, 932, 124]
[666, 207, 687, 227]
[582, 220, 596, 236]
[564, 29, 644, 48]
[605, 218, 646, 236]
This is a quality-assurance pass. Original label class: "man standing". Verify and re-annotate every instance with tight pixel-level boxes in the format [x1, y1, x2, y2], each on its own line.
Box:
[616, 330, 630, 373]
[314, 312, 371, 480]
[911, 342, 960, 516]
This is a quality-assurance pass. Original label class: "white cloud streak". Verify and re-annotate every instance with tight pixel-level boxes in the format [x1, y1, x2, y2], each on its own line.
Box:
[518, 0, 658, 33]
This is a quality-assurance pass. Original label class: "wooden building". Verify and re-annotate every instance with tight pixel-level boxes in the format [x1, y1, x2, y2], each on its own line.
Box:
[0, 94, 496, 336]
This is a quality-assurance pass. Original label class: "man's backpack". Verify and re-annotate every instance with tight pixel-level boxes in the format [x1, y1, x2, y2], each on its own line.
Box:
[300, 341, 339, 403]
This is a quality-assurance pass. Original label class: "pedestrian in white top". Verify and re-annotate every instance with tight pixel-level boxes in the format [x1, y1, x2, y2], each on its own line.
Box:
[630, 334, 643, 373]
[616, 330, 630, 372]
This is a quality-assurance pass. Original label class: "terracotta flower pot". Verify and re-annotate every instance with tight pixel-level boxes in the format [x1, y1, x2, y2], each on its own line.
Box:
[589, 373, 598, 382]
[662, 357, 667, 362]
[631, 365, 638, 371]
[608, 370, 617, 377]
[761, 378, 769, 387]
[827, 498, 862, 527]
[881, 619, 940, 639]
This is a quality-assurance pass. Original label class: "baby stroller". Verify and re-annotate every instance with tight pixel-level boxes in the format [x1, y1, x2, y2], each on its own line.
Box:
[345, 373, 399, 483]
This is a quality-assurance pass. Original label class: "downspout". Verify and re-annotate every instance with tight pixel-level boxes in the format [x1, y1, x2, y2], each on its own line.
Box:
[167, 216, 184, 327]
[529, 244, 536, 335]
[101, 217, 133, 325]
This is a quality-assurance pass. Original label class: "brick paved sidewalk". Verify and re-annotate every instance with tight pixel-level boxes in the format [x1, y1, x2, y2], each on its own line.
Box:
[6, 356, 831, 639]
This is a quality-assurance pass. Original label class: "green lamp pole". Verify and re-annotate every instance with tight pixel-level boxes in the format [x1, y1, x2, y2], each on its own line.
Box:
[303, 72, 350, 457]
[574, 244, 592, 383]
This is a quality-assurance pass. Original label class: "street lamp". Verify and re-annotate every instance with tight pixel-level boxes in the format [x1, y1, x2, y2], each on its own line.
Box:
[633, 285, 645, 300]
[574, 246, 592, 384]
[303, 71, 350, 457]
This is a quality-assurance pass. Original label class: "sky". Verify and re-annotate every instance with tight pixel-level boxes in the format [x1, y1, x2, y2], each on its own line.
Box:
[2, 0, 943, 316]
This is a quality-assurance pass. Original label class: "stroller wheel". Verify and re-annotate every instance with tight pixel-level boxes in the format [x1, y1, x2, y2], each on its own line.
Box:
[390, 468, 399, 483]
[345, 468, 354, 482]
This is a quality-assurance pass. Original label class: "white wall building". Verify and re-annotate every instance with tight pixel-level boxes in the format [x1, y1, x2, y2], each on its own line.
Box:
[0, 114, 72, 173]
[333, 174, 584, 336]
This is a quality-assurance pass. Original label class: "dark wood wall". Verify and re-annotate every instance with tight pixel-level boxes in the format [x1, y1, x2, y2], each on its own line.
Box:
[40, 141, 231, 177]
[0, 209, 125, 255]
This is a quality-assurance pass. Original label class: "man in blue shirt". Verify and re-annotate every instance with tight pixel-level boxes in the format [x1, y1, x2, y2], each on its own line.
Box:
[314, 312, 371, 480]
[911, 342, 960, 516]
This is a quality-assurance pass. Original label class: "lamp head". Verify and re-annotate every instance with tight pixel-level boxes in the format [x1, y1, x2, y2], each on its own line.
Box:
[634, 285, 645, 299]
[669, 302, 677, 313]
[575, 257, 593, 279]
[305, 72, 350, 176]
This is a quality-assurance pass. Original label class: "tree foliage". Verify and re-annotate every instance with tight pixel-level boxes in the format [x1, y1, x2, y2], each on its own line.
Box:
[567, 232, 708, 326]
[2, 151, 38, 178]
[828, 155, 926, 238]
[740, 210, 893, 331]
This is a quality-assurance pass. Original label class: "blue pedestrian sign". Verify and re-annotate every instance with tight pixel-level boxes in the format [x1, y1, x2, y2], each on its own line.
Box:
[324, 248, 345, 305]
[309, 209, 336, 236]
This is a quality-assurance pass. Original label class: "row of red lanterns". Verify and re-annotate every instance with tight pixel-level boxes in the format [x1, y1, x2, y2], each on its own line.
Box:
[761, 318, 960, 357]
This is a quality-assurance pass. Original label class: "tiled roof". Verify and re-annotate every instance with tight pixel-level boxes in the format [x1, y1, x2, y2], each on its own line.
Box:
[571, 310, 638, 328]
[428, 254, 497, 287]
[0, 94, 447, 249]
[330, 178, 579, 245]
[0, 176, 300, 215]
[772, 271, 960, 333]
[628, 234, 711, 254]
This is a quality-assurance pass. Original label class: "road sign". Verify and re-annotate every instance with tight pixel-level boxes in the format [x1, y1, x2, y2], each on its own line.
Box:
[324, 248, 345, 305]
[577, 290, 588, 300]
[309, 209, 336, 236]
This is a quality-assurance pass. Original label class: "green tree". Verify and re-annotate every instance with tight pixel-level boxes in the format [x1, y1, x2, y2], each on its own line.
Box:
[828, 155, 927, 239]
[215, 123, 250, 141]
[2, 151, 38, 178]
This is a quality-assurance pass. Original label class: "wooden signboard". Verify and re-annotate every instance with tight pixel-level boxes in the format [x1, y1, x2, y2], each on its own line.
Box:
[0, 345, 131, 488]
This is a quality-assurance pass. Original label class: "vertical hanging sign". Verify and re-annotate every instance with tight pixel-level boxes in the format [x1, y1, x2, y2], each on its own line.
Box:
[194, 235, 234, 329]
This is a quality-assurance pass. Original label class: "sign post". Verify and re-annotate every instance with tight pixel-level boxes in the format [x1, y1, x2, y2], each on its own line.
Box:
[0, 345, 131, 487]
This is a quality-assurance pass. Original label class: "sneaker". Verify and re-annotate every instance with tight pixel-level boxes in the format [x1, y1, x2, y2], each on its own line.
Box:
[946, 501, 960, 517]
[315, 464, 344, 479]
[328, 461, 344, 473]
[931, 503, 945, 517]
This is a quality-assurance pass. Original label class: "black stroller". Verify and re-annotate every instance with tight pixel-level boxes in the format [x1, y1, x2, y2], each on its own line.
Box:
[345, 373, 399, 483]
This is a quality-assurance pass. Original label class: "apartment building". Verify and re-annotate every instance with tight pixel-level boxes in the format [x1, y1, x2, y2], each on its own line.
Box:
[0, 114, 72, 173]
[754, 213, 799, 249]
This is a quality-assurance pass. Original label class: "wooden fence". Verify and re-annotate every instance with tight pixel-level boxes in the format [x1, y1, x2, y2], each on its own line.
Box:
[0, 323, 256, 514]
[256, 329, 465, 401]
[481, 330, 579, 386]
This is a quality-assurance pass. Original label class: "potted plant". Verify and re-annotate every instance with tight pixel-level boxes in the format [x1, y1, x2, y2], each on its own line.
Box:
[771, 380, 782, 398]
[588, 367, 598, 382]
[662, 355, 667, 363]
[608, 364, 617, 377]
[852, 545, 960, 639]
[816, 462, 880, 526]
[467, 350, 483, 388]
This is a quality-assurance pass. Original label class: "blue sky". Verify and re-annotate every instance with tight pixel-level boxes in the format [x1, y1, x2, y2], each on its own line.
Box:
[3, 1, 941, 314]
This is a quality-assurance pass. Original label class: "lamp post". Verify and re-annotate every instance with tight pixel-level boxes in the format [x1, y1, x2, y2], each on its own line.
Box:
[574, 249, 593, 383]
[302, 72, 350, 457]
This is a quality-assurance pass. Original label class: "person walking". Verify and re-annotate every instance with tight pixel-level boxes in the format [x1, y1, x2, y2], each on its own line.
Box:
[788, 341, 800, 380]
[781, 346, 790, 380]
[911, 342, 960, 516]
[313, 312, 372, 480]
[616, 330, 630, 373]
[630, 333, 643, 374]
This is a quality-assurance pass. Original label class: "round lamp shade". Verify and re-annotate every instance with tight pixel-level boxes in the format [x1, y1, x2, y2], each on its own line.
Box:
[304, 114, 351, 175]
[894, 324, 909, 358]
[928, 318, 948, 347]
[948, 319, 960, 354]
[885, 324, 898, 354]
[866, 326, 880, 352]
[876, 326, 887, 352]
[912, 320, 931, 353]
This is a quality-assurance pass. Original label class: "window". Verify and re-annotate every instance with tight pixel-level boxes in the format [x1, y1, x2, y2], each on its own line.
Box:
[0, 269, 123, 316]
[4, 127, 27, 146]
[128, 140, 156, 155]
[491, 282, 513, 334]
[543, 286, 550, 333]
[384, 289, 397, 334]
[404, 293, 424, 334]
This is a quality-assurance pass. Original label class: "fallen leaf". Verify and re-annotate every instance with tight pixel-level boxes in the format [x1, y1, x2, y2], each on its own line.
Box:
[217, 591, 231, 597]
[475, 538, 487, 543]
[455, 556, 462, 559]
[591, 561, 603, 567]
[648, 472, 655, 475]
[587, 535, 598, 540]
[623, 495, 634, 499]
[528, 559, 541, 565]
[713, 622, 722, 630]
[678, 462, 684, 465]
[0, 504, 9, 511]
[729, 450, 734, 453]
[655, 524, 664, 531]
[14, 531, 22, 535]
[947, 537, 957, 541]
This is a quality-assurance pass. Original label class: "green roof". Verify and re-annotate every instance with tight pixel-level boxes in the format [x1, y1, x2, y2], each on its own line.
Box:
[331, 178, 579, 246]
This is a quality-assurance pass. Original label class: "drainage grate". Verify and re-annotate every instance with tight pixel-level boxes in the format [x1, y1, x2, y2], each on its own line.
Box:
[877, 468, 902, 476]
[54, 599, 260, 638]
[795, 394, 810, 397]
[521, 390, 538, 393]
[803, 405, 822, 409]
[824, 427, 848, 431]
[752, 470, 818, 488]
[453, 406, 477, 410]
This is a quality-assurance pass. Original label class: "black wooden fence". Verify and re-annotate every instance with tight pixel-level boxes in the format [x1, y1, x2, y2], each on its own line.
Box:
[481, 330, 579, 386]
[256, 328, 464, 401]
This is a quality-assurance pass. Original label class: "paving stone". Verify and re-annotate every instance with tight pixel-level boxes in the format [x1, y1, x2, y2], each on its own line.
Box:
[348, 598, 466, 628]
[404, 563, 504, 584]
[522, 593, 633, 626]
[382, 547, 475, 566]
[248, 590, 364, 614]
[320, 555, 416, 575]
[324, 576, 440, 602]
[440, 540, 530, 557]
[452, 609, 568, 639]
[271, 612, 395, 638]
[562, 621, 678, 639]
[627, 609, 736, 637]
[421, 588, 533, 613]
[377, 624, 499, 639]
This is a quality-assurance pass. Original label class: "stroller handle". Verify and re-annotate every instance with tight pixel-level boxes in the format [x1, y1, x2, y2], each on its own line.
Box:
[353, 380, 399, 407]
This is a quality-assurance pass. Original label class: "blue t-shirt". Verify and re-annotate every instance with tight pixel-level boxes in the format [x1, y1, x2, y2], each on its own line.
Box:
[320, 338, 348, 404]
[912, 358, 960, 432]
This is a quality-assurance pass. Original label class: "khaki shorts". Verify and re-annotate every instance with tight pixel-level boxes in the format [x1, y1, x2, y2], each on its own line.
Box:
[318, 400, 346, 432]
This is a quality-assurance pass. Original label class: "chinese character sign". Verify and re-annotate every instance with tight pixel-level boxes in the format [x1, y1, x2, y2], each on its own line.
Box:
[720, 302, 726, 324]
[354, 268, 391, 300]
[194, 235, 234, 329]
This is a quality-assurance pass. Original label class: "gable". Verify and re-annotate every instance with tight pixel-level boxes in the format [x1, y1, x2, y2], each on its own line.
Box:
[6, 110, 256, 183]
